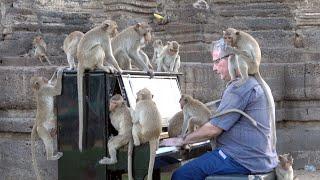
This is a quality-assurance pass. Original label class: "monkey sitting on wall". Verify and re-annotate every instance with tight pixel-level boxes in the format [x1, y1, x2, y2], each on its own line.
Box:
[62, 31, 84, 70]
[156, 41, 181, 73]
[130, 88, 162, 180]
[33, 35, 52, 65]
[223, 28, 276, 150]
[151, 39, 164, 68]
[77, 20, 122, 151]
[30, 67, 64, 180]
[99, 94, 133, 180]
[276, 154, 294, 180]
[111, 22, 154, 74]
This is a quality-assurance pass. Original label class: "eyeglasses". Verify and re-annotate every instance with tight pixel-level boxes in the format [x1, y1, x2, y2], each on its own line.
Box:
[212, 54, 231, 64]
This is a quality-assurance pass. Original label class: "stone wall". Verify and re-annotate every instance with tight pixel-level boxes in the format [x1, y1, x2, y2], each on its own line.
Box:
[1, 0, 320, 179]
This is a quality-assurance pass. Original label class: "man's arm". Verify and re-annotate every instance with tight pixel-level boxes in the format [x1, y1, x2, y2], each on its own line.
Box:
[183, 122, 223, 145]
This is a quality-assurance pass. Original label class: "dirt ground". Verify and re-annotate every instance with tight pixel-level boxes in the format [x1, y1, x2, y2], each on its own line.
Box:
[295, 170, 320, 180]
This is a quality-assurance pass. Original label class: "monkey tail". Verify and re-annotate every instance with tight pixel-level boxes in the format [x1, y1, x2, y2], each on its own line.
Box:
[31, 124, 41, 180]
[211, 108, 258, 127]
[77, 68, 84, 152]
[254, 72, 277, 150]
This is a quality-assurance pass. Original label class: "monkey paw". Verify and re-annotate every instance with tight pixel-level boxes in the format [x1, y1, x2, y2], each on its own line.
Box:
[99, 157, 117, 165]
[133, 139, 141, 146]
[48, 152, 63, 160]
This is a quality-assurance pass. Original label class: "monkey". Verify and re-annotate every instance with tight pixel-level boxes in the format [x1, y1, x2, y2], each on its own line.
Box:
[179, 94, 258, 138]
[62, 31, 84, 70]
[156, 41, 181, 73]
[130, 88, 162, 180]
[151, 39, 164, 68]
[99, 94, 133, 180]
[30, 67, 64, 180]
[33, 35, 52, 65]
[293, 32, 304, 48]
[77, 20, 122, 151]
[192, 0, 209, 10]
[168, 111, 184, 138]
[276, 154, 294, 180]
[111, 22, 154, 74]
[222, 28, 276, 150]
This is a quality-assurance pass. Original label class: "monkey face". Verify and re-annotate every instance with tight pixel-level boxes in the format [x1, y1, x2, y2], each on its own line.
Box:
[223, 28, 239, 47]
[102, 20, 118, 38]
[153, 39, 163, 48]
[279, 155, 293, 170]
[30, 76, 48, 91]
[33, 36, 44, 45]
[135, 23, 153, 43]
[179, 95, 190, 109]
[109, 101, 118, 112]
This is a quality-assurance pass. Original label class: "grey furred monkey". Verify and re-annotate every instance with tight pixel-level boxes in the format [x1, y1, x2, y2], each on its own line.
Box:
[77, 20, 122, 151]
[99, 94, 133, 180]
[112, 22, 154, 74]
[131, 88, 162, 180]
[276, 154, 294, 180]
[152, 39, 164, 68]
[30, 67, 64, 180]
[156, 41, 181, 73]
[33, 35, 52, 65]
[63, 31, 84, 70]
[222, 28, 276, 150]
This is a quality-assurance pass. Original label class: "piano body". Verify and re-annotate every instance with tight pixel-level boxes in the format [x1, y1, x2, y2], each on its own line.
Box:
[56, 70, 211, 180]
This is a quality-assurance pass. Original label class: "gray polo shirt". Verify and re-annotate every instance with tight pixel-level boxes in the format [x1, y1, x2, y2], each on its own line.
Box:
[210, 76, 278, 173]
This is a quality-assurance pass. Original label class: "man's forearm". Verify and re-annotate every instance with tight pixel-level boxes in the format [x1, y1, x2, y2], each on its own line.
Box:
[182, 122, 222, 145]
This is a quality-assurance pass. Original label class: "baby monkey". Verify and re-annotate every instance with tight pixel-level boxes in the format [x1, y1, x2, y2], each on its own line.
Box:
[156, 41, 181, 73]
[33, 35, 52, 65]
[276, 154, 294, 180]
[152, 39, 164, 68]
[99, 94, 133, 179]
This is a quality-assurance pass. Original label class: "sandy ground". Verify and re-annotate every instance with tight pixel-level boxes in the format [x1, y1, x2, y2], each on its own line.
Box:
[295, 170, 320, 180]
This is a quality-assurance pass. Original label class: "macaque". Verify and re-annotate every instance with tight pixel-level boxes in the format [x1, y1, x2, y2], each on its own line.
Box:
[99, 94, 133, 180]
[33, 35, 52, 65]
[223, 28, 276, 150]
[77, 20, 122, 151]
[168, 111, 183, 138]
[30, 67, 64, 180]
[192, 0, 209, 10]
[112, 22, 153, 74]
[63, 31, 84, 70]
[152, 39, 164, 68]
[276, 154, 294, 180]
[179, 94, 257, 138]
[131, 88, 162, 180]
[179, 94, 211, 137]
[156, 41, 181, 73]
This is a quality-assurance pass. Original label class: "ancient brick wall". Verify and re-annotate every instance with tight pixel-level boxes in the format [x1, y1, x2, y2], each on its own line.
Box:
[1, 0, 320, 179]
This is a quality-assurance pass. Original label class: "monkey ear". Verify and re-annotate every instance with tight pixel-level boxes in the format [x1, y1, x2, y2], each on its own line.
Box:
[134, 23, 142, 31]
[223, 30, 226, 35]
[288, 155, 293, 164]
[32, 81, 40, 90]
[101, 22, 110, 31]
[236, 31, 240, 35]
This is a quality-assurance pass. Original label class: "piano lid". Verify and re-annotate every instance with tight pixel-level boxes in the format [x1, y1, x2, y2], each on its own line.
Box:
[121, 74, 182, 127]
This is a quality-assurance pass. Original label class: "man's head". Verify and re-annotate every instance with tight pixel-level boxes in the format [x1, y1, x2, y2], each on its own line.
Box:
[211, 38, 231, 81]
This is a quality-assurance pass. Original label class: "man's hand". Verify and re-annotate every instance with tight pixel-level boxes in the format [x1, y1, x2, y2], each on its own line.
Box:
[160, 137, 184, 147]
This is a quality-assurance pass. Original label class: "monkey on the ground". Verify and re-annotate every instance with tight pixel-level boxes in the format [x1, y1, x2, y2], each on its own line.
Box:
[111, 22, 154, 74]
[33, 35, 52, 65]
[151, 39, 164, 68]
[63, 31, 84, 70]
[276, 154, 294, 180]
[223, 28, 276, 150]
[179, 94, 258, 138]
[99, 94, 133, 180]
[131, 88, 162, 180]
[30, 67, 64, 180]
[156, 41, 181, 73]
[77, 20, 122, 151]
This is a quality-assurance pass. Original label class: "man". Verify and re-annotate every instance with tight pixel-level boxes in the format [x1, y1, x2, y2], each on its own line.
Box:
[161, 39, 278, 180]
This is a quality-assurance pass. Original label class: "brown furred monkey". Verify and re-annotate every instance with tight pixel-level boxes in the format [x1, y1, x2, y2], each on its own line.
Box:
[179, 94, 258, 138]
[77, 20, 122, 151]
[112, 22, 154, 74]
[223, 28, 276, 150]
[168, 111, 184, 138]
[131, 88, 162, 180]
[33, 35, 52, 65]
[99, 94, 133, 180]
[63, 31, 84, 70]
[156, 41, 181, 73]
[30, 67, 64, 180]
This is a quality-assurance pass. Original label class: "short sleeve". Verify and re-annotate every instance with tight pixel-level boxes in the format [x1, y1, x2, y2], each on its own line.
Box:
[210, 92, 245, 131]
